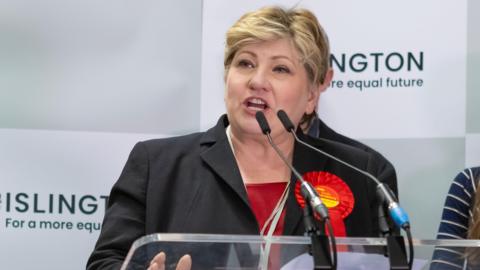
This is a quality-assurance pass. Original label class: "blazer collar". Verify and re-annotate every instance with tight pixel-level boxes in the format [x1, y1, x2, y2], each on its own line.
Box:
[199, 116, 330, 236]
[199, 115, 250, 207]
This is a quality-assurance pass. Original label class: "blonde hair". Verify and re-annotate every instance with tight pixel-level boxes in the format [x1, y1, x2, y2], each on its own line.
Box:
[224, 6, 330, 126]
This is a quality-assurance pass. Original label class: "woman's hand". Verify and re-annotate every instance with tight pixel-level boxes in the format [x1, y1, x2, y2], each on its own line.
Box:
[147, 252, 192, 270]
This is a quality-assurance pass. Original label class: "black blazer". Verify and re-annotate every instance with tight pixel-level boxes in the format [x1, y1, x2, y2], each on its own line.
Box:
[87, 115, 384, 270]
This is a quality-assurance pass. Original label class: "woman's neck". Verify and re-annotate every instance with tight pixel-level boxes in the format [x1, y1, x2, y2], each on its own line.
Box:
[228, 126, 294, 184]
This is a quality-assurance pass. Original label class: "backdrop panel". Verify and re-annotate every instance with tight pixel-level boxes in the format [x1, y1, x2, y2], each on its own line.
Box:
[466, 134, 480, 168]
[201, 0, 467, 139]
[467, 0, 480, 133]
[0, 129, 162, 269]
[0, 0, 202, 135]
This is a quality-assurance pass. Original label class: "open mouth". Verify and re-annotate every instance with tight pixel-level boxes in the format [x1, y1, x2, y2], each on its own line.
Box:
[244, 97, 269, 111]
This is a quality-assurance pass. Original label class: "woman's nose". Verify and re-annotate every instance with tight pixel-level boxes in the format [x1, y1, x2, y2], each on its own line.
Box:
[248, 68, 270, 91]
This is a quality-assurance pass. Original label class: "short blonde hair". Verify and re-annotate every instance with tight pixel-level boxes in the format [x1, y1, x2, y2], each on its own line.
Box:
[224, 6, 330, 126]
[224, 6, 330, 87]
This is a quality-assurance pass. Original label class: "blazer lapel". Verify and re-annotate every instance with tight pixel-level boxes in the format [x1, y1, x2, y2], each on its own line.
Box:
[199, 117, 331, 235]
[199, 116, 251, 208]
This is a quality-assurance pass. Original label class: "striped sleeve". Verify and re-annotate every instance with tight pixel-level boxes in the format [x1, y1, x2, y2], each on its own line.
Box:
[430, 168, 477, 270]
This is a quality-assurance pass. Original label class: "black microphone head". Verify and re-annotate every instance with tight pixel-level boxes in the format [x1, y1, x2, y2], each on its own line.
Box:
[277, 110, 295, 132]
[255, 111, 271, 135]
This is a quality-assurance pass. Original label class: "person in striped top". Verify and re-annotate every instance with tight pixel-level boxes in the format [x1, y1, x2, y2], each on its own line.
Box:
[430, 167, 480, 269]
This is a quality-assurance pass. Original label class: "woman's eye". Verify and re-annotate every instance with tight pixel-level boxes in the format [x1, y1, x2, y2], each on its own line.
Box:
[237, 59, 254, 68]
[273, 66, 290, 74]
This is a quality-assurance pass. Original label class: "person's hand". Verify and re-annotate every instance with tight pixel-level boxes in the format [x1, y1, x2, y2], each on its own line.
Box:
[147, 252, 192, 270]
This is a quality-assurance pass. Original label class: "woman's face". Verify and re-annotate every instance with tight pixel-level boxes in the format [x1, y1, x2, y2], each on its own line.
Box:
[225, 38, 317, 137]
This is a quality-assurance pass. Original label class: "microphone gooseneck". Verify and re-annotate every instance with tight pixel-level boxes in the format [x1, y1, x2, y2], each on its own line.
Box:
[276, 110, 411, 230]
[255, 111, 336, 270]
[254, 111, 330, 220]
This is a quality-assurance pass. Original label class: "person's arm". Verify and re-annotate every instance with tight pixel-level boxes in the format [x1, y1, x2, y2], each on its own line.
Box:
[430, 170, 473, 269]
[87, 142, 149, 270]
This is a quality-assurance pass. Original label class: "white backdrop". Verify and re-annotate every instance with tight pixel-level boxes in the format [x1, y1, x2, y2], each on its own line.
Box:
[201, 0, 466, 139]
[0, 0, 478, 269]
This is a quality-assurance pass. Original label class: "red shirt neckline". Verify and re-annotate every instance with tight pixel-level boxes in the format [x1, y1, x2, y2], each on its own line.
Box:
[245, 182, 288, 236]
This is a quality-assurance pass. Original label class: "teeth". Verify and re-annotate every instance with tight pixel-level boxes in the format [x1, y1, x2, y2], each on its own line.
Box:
[249, 98, 265, 105]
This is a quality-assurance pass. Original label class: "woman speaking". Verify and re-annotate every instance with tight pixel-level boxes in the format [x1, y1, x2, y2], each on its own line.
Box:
[87, 6, 390, 270]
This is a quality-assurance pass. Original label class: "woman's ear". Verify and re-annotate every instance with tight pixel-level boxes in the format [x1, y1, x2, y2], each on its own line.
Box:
[306, 68, 334, 114]
[306, 86, 320, 114]
[319, 68, 334, 93]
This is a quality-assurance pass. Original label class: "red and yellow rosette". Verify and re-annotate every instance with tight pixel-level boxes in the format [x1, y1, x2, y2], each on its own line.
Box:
[295, 171, 354, 237]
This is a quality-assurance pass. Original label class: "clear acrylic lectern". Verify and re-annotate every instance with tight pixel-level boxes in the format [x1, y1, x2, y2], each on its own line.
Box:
[120, 233, 480, 269]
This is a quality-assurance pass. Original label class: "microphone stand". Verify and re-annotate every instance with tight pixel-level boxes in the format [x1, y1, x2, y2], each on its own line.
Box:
[377, 186, 410, 270]
[303, 201, 335, 270]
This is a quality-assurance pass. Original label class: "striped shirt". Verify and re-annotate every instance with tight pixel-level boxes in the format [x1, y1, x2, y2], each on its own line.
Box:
[430, 167, 480, 270]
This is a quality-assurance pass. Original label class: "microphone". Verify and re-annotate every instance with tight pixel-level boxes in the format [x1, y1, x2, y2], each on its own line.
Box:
[255, 111, 329, 220]
[276, 110, 410, 230]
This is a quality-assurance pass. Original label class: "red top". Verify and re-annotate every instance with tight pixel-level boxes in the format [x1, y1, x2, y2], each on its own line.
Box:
[245, 182, 288, 235]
